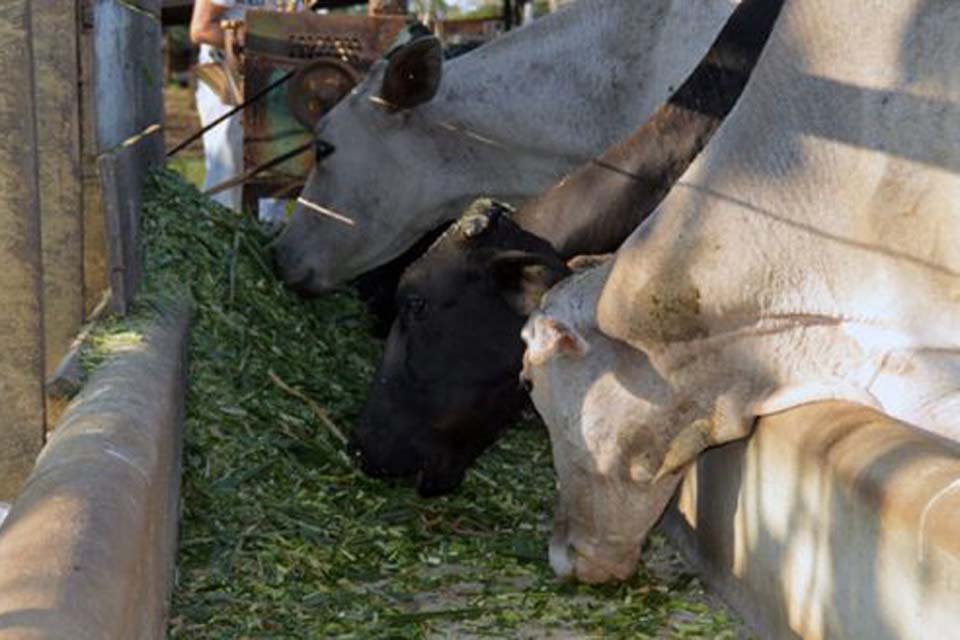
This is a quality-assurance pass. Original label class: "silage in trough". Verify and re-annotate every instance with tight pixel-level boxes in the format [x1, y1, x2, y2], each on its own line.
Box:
[100, 170, 743, 638]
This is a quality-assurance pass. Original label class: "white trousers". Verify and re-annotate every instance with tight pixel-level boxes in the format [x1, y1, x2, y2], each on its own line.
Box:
[195, 80, 291, 222]
[196, 80, 244, 211]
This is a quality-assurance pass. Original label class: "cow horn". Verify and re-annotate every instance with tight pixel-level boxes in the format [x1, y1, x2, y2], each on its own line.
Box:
[457, 199, 514, 238]
[653, 388, 756, 482]
[459, 214, 490, 238]
[652, 418, 712, 483]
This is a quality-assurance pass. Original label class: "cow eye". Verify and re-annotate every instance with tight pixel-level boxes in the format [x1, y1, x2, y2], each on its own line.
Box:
[314, 138, 336, 162]
[403, 296, 427, 318]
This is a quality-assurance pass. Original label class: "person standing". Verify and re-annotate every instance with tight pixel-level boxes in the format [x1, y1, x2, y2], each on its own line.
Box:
[189, 0, 302, 214]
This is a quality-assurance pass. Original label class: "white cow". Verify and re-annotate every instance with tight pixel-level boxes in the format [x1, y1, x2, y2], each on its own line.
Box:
[521, 0, 960, 583]
[272, 0, 739, 294]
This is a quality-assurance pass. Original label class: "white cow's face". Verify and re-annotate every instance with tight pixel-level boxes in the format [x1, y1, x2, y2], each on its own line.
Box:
[521, 283, 685, 583]
[272, 37, 449, 294]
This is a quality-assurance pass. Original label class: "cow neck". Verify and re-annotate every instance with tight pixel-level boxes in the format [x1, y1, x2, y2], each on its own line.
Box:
[513, 0, 785, 259]
[597, 0, 960, 353]
[422, 0, 739, 166]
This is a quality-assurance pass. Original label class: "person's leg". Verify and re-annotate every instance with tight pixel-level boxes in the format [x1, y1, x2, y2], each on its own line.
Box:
[195, 81, 243, 211]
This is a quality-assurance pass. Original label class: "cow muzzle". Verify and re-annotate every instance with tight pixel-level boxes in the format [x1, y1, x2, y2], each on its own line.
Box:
[270, 242, 330, 298]
[548, 533, 637, 584]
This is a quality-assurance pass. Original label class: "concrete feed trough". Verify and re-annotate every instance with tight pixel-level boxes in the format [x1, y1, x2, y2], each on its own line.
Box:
[0, 302, 189, 640]
[664, 401, 960, 640]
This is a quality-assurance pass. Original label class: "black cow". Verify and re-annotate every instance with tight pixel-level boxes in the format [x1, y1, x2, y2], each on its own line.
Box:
[353, 201, 568, 495]
[354, 0, 786, 495]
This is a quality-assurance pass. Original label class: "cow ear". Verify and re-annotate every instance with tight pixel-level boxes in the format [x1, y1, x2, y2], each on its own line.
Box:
[522, 314, 589, 368]
[380, 36, 443, 110]
[488, 250, 570, 316]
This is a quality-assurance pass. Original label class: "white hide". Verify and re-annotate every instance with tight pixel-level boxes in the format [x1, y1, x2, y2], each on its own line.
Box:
[273, 0, 739, 290]
[525, 0, 960, 582]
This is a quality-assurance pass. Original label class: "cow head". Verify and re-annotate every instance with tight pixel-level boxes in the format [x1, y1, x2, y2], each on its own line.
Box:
[353, 200, 569, 496]
[520, 264, 692, 583]
[272, 34, 447, 295]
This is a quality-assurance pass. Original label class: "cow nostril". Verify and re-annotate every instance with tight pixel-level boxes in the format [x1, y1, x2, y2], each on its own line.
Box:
[548, 537, 577, 579]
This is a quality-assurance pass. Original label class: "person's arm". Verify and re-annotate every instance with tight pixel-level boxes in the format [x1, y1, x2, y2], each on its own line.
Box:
[189, 0, 231, 49]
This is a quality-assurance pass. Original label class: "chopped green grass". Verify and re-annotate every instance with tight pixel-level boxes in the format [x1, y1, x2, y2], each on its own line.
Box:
[87, 170, 742, 638]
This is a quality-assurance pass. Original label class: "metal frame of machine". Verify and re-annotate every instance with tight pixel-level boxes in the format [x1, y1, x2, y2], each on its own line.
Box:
[241, 8, 409, 210]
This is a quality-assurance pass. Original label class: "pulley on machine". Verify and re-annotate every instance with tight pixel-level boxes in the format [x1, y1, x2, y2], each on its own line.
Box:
[286, 58, 360, 129]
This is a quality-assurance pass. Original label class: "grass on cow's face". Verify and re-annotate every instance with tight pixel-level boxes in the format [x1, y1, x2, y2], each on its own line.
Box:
[83, 169, 741, 638]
